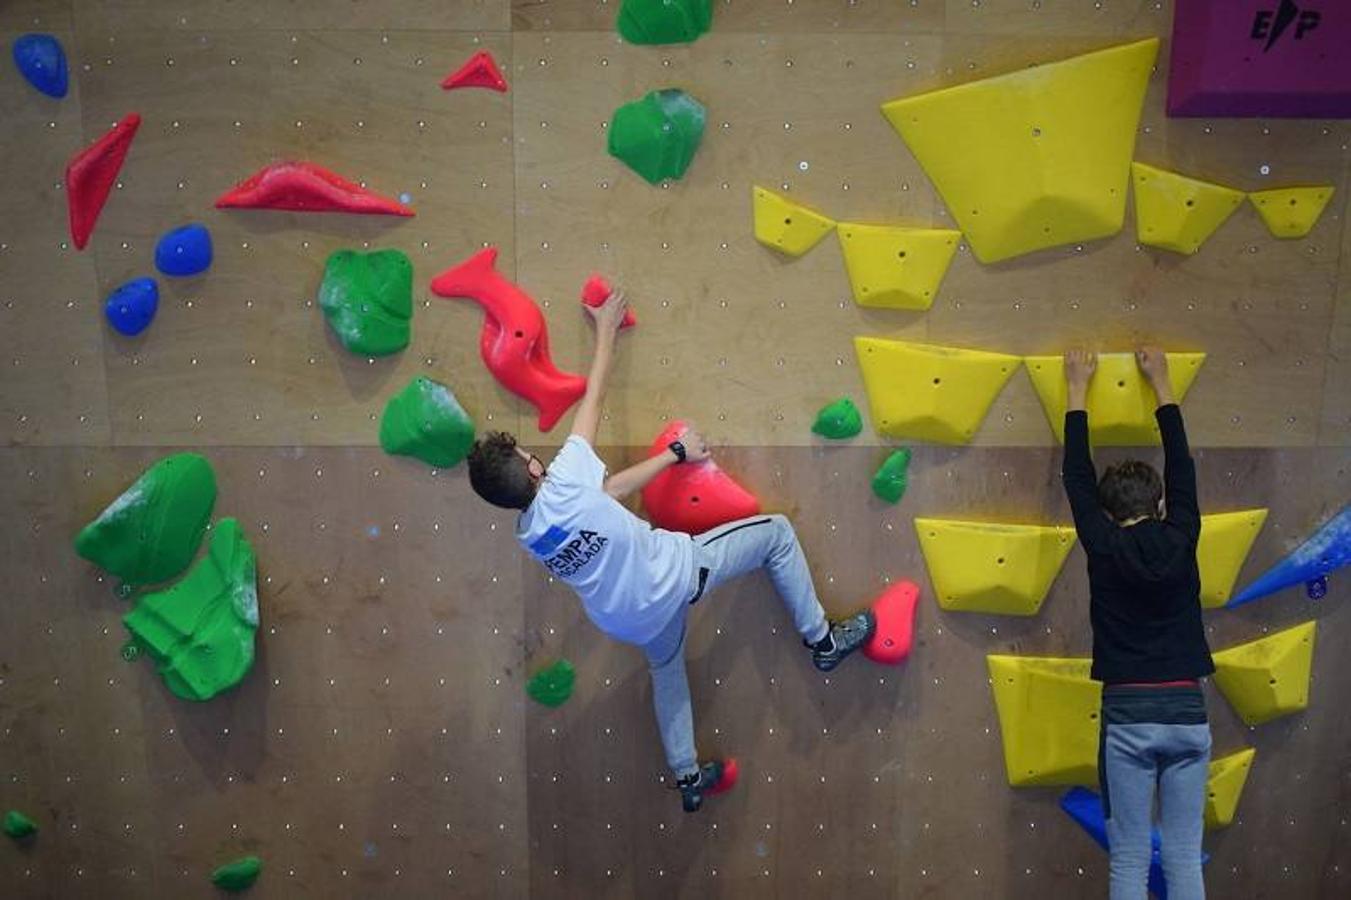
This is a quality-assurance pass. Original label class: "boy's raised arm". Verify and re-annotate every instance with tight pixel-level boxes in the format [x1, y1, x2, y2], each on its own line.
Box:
[1062, 350, 1111, 551]
[569, 288, 629, 446]
[1137, 347, 1200, 537]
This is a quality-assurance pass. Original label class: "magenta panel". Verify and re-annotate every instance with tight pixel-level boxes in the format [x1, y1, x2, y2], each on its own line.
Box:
[1167, 0, 1351, 118]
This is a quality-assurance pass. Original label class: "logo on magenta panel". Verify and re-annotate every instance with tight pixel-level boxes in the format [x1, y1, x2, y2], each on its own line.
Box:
[1251, 0, 1322, 52]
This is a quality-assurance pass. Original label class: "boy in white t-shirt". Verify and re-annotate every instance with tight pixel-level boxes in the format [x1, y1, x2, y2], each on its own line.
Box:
[466, 287, 875, 812]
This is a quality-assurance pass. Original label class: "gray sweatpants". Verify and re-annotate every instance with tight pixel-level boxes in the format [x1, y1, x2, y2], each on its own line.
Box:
[1100, 685, 1212, 900]
[640, 514, 830, 779]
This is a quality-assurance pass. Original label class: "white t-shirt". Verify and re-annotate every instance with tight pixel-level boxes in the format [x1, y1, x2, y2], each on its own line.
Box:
[516, 436, 696, 646]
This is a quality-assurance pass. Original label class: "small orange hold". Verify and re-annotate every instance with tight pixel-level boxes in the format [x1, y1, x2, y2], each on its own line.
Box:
[580, 274, 637, 329]
[441, 50, 508, 92]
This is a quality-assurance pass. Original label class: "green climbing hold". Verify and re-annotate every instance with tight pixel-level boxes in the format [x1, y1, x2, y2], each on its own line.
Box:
[812, 397, 863, 440]
[872, 448, 913, 504]
[379, 376, 476, 468]
[3, 810, 38, 840]
[617, 0, 712, 45]
[211, 855, 262, 892]
[527, 659, 576, 708]
[608, 89, 706, 185]
[74, 453, 217, 586]
[123, 518, 259, 702]
[317, 248, 412, 356]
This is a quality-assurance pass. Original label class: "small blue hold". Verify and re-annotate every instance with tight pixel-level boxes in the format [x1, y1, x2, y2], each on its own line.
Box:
[103, 277, 159, 336]
[154, 223, 213, 277]
[12, 34, 68, 99]
[1306, 576, 1328, 600]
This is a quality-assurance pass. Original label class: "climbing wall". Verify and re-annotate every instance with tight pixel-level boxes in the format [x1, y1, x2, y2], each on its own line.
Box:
[1, 1, 1348, 898]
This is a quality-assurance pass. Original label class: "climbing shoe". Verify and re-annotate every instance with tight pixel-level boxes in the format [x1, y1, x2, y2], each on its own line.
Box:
[808, 611, 876, 672]
[676, 760, 725, 813]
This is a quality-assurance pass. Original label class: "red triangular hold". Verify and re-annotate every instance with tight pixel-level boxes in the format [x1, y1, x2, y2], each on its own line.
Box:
[215, 161, 414, 216]
[441, 50, 508, 93]
[66, 112, 141, 250]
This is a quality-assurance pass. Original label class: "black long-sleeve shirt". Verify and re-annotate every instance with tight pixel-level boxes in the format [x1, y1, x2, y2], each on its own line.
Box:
[1062, 404, 1215, 683]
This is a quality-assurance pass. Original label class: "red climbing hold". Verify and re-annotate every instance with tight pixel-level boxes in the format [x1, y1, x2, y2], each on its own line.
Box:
[431, 247, 586, 432]
[65, 112, 141, 250]
[641, 421, 761, 534]
[863, 580, 920, 665]
[215, 161, 414, 216]
[580, 274, 637, 329]
[705, 757, 740, 796]
[441, 50, 508, 93]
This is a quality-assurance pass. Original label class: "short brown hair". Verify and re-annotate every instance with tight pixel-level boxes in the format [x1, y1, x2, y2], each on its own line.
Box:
[1098, 460, 1162, 522]
[466, 432, 536, 510]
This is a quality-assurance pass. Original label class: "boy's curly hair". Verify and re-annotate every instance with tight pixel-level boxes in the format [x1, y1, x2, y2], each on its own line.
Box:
[1098, 460, 1162, 523]
[466, 431, 536, 510]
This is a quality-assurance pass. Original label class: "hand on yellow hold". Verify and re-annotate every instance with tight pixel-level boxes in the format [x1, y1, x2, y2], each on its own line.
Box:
[1064, 349, 1097, 411]
[1135, 346, 1175, 406]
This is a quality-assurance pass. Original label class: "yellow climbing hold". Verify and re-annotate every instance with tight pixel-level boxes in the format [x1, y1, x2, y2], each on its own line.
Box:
[1205, 747, 1255, 830]
[854, 338, 1020, 444]
[1212, 620, 1316, 726]
[752, 186, 836, 257]
[836, 223, 961, 310]
[881, 38, 1158, 264]
[1248, 186, 1335, 238]
[1131, 161, 1245, 255]
[915, 519, 1076, 616]
[988, 654, 1100, 787]
[1023, 351, 1206, 445]
[1198, 509, 1268, 609]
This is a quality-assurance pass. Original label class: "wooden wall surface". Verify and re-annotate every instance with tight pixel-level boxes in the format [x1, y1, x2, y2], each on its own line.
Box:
[1, 1, 1348, 898]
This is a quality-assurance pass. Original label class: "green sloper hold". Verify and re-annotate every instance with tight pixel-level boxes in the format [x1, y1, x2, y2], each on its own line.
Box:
[527, 659, 575, 708]
[608, 89, 706, 185]
[211, 855, 262, 892]
[618, 0, 712, 45]
[123, 518, 259, 702]
[4, 810, 38, 839]
[74, 453, 217, 586]
[317, 249, 412, 356]
[379, 376, 476, 468]
[872, 449, 912, 504]
[812, 397, 863, 440]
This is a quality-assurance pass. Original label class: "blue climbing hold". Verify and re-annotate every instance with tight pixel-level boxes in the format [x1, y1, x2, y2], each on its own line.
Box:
[154, 223, 213, 277]
[1306, 576, 1328, 600]
[1060, 786, 1209, 900]
[1227, 504, 1349, 608]
[12, 34, 68, 99]
[104, 277, 159, 336]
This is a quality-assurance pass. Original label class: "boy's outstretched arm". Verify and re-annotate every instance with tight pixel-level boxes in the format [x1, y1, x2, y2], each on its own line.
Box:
[569, 288, 629, 445]
[1137, 347, 1200, 538]
[603, 425, 711, 500]
[1062, 349, 1111, 551]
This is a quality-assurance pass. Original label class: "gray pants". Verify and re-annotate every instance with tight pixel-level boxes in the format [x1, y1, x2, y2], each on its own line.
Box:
[640, 515, 829, 779]
[1100, 686, 1212, 900]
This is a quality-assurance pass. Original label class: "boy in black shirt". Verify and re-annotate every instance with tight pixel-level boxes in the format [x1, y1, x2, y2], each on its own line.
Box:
[1062, 348, 1215, 900]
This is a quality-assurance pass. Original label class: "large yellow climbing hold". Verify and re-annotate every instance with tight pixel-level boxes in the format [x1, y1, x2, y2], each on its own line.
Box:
[1198, 509, 1268, 609]
[1131, 162, 1245, 255]
[854, 338, 1020, 444]
[881, 39, 1158, 264]
[1247, 186, 1335, 238]
[988, 654, 1100, 787]
[915, 519, 1076, 616]
[1023, 352, 1206, 445]
[836, 223, 961, 310]
[752, 186, 836, 257]
[1205, 747, 1255, 830]
[1212, 620, 1316, 726]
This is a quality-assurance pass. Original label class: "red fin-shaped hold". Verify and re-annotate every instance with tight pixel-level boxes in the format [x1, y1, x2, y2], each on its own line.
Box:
[863, 580, 920, 665]
[580, 274, 637, 329]
[705, 757, 740, 796]
[66, 112, 141, 250]
[215, 161, 414, 216]
[441, 50, 508, 93]
[430, 247, 585, 432]
[642, 421, 761, 534]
